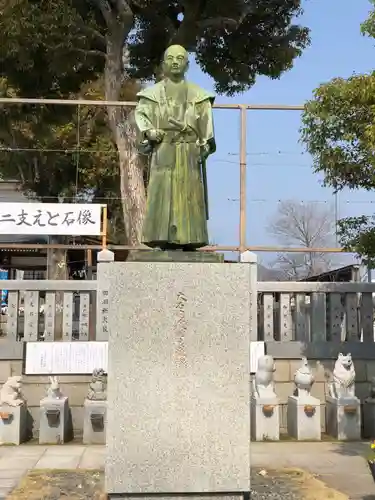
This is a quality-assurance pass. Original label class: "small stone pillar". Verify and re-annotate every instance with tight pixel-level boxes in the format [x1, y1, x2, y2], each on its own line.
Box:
[251, 355, 280, 441]
[83, 368, 107, 444]
[96, 249, 115, 342]
[39, 377, 72, 444]
[287, 357, 321, 441]
[97, 249, 115, 263]
[0, 376, 28, 445]
[326, 353, 361, 440]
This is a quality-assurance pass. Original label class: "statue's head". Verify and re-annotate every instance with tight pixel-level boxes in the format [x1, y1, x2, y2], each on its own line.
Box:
[257, 355, 275, 373]
[338, 352, 353, 369]
[163, 45, 188, 79]
[7, 376, 22, 390]
[93, 368, 105, 378]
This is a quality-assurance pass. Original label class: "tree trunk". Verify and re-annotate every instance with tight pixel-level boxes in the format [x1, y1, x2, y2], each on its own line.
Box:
[105, 34, 146, 245]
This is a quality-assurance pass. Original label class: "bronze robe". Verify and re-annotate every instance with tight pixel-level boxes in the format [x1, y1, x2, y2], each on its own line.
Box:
[135, 80, 216, 249]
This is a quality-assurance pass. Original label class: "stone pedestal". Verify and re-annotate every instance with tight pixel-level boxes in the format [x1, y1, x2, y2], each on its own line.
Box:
[326, 396, 361, 440]
[363, 398, 375, 439]
[251, 396, 279, 441]
[98, 262, 251, 498]
[127, 250, 224, 263]
[0, 404, 28, 445]
[39, 396, 72, 444]
[83, 399, 107, 444]
[287, 396, 321, 440]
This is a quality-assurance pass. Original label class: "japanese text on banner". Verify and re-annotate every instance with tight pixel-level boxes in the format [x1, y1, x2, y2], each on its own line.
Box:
[0, 203, 103, 236]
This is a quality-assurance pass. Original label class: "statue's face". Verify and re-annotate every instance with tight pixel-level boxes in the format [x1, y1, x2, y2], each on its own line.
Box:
[338, 353, 352, 369]
[163, 45, 188, 77]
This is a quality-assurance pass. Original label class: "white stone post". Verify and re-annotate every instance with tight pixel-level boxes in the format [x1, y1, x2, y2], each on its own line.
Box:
[240, 251, 258, 341]
[96, 249, 115, 341]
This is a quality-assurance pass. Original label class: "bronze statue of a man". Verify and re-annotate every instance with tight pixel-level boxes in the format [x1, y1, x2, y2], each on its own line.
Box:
[135, 44, 216, 250]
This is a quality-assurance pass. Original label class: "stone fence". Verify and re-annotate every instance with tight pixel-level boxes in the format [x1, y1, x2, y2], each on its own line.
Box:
[1, 259, 374, 345]
[0, 253, 374, 436]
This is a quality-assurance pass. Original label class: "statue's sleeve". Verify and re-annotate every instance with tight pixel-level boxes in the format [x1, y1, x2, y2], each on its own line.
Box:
[196, 99, 216, 155]
[134, 97, 156, 154]
[134, 97, 155, 137]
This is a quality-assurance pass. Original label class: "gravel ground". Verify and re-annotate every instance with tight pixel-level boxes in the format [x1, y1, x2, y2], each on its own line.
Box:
[7, 468, 342, 500]
[6, 470, 104, 500]
[251, 469, 302, 499]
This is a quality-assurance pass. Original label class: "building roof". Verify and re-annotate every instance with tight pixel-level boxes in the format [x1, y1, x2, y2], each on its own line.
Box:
[0, 235, 48, 244]
[301, 264, 361, 282]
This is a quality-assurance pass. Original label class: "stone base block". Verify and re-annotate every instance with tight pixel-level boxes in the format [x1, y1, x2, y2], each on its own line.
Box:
[39, 396, 72, 444]
[287, 396, 321, 441]
[326, 396, 361, 440]
[0, 404, 28, 445]
[251, 396, 279, 441]
[83, 399, 107, 445]
[100, 262, 251, 496]
[363, 398, 375, 439]
[108, 496, 245, 500]
[127, 250, 224, 263]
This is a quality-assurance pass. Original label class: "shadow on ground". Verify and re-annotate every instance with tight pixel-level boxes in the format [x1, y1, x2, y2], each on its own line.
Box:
[328, 441, 369, 456]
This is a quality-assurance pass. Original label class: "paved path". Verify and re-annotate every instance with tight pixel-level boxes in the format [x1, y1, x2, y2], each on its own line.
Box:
[252, 442, 375, 499]
[0, 442, 373, 499]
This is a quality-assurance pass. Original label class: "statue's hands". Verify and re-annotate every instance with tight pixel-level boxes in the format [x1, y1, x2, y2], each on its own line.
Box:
[146, 129, 164, 143]
[200, 143, 211, 161]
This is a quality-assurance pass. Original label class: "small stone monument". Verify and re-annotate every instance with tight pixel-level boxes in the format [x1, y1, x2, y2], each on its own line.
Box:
[39, 376, 72, 444]
[287, 357, 321, 440]
[251, 355, 280, 441]
[83, 368, 107, 444]
[364, 377, 375, 438]
[326, 353, 360, 440]
[0, 376, 28, 445]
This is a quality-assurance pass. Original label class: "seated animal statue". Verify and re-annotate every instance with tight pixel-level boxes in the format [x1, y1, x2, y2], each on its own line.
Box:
[47, 376, 63, 400]
[329, 353, 356, 399]
[0, 376, 24, 407]
[252, 355, 277, 398]
[87, 368, 107, 401]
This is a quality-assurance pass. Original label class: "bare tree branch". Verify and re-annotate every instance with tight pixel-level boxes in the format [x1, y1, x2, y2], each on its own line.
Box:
[92, 0, 112, 25]
[74, 49, 106, 58]
[81, 25, 106, 47]
[268, 200, 337, 279]
[128, 0, 150, 8]
[115, 0, 133, 18]
[170, 0, 206, 47]
[197, 17, 239, 29]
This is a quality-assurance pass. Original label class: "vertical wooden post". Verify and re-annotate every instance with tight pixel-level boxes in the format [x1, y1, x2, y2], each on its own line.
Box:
[86, 249, 93, 280]
[101, 205, 108, 249]
[239, 106, 247, 253]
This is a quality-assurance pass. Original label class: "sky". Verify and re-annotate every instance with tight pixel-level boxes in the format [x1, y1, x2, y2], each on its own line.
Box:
[184, 0, 375, 264]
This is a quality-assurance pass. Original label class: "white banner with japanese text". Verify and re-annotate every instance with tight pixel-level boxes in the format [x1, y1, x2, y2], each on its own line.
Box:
[0, 203, 102, 235]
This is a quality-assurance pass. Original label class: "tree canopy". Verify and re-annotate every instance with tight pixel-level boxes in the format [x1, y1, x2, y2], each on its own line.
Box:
[0, 1, 142, 242]
[0, 0, 311, 245]
[129, 0, 309, 94]
[0, 0, 105, 97]
[300, 3, 375, 264]
[1, 0, 310, 96]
